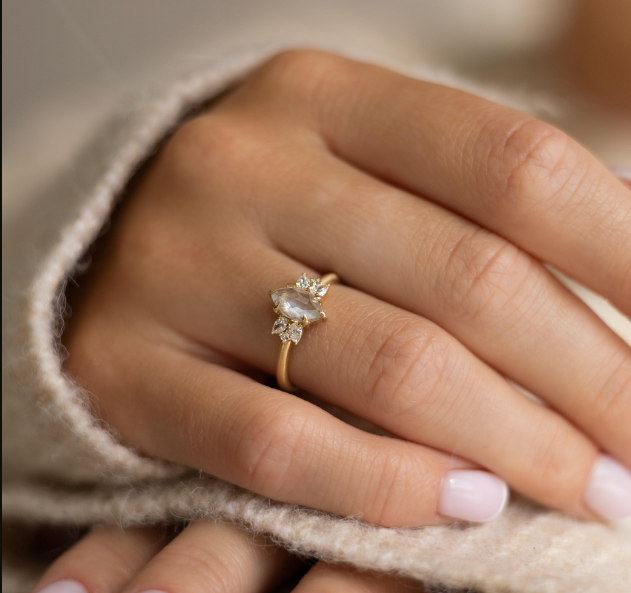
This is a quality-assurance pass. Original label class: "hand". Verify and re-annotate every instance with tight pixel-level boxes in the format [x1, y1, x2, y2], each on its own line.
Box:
[31, 520, 422, 593]
[64, 50, 631, 526]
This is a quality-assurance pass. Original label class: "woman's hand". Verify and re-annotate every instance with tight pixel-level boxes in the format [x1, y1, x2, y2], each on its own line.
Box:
[32, 521, 422, 593]
[64, 50, 631, 526]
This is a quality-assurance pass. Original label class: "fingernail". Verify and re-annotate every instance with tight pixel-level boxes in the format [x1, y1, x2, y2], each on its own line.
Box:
[583, 454, 631, 520]
[37, 581, 88, 593]
[438, 470, 509, 522]
[610, 168, 631, 182]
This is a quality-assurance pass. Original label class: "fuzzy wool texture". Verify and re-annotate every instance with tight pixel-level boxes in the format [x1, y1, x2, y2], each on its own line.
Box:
[2, 45, 631, 593]
[3, 478, 631, 593]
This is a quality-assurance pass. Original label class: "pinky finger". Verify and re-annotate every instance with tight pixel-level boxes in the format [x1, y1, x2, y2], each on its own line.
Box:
[32, 525, 167, 593]
[293, 562, 426, 593]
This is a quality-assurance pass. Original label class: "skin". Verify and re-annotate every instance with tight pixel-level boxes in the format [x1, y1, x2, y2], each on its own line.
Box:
[32, 521, 423, 593]
[46, 48, 631, 592]
[63, 49, 631, 524]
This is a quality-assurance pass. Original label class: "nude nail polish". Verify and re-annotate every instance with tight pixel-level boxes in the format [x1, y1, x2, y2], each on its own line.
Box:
[438, 470, 509, 522]
[37, 581, 88, 593]
[583, 454, 631, 521]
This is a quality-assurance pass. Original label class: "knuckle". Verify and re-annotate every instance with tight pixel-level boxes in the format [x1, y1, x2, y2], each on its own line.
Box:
[440, 230, 534, 325]
[525, 419, 590, 504]
[485, 118, 578, 216]
[363, 318, 458, 419]
[363, 447, 438, 526]
[262, 48, 332, 73]
[255, 48, 346, 106]
[162, 115, 254, 183]
[234, 402, 312, 496]
[367, 450, 411, 525]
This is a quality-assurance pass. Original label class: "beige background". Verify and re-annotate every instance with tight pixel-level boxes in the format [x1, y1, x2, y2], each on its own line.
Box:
[3, 0, 630, 218]
[3, 0, 572, 142]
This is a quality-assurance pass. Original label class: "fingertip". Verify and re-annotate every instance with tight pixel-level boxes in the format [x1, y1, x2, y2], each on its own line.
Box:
[583, 454, 631, 521]
[35, 581, 88, 593]
[610, 167, 631, 183]
[437, 470, 509, 523]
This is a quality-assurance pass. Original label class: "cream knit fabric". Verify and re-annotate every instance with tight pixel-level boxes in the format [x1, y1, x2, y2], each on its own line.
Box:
[3, 46, 631, 593]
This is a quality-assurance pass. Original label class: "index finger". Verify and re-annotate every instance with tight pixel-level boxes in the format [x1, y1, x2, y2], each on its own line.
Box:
[248, 50, 631, 316]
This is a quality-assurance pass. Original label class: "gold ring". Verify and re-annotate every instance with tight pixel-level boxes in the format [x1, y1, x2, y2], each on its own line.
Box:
[270, 273, 340, 392]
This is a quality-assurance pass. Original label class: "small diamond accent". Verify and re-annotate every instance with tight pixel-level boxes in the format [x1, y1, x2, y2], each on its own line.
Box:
[272, 318, 288, 335]
[289, 324, 302, 344]
[314, 284, 329, 298]
[296, 274, 311, 289]
[280, 331, 291, 342]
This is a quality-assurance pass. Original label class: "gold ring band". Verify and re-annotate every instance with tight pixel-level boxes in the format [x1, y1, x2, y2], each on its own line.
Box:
[270, 273, 340, 392]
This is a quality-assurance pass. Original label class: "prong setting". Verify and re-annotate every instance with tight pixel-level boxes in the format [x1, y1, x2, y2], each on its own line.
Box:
[270, 275, 333, 345]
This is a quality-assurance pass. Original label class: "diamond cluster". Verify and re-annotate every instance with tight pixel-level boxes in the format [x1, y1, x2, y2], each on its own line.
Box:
[270, 274, 330, 344]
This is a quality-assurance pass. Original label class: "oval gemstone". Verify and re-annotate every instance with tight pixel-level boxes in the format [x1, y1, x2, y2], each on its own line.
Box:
[271, 287, 323, 322]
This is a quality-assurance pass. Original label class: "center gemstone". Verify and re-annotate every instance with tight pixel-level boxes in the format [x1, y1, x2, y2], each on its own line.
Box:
[271, 287, 323, 322]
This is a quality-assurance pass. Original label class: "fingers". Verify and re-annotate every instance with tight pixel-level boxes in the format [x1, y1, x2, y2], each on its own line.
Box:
[178, 63, 630, 471]
[204, 248, 602, 518]
[32, 521, 300, 593]
[294, 562, 424, 593]
[120, 520, 297, 593]
[256, 144, 631, 471]
[32, 525, 166, 593]
[76, 316, 484, 526]
[131, 136, 618, 522]
[246, 50, 631, 317]
[63, 224, 501, 525]
[31, 522, 426, 593]
[141, 224, 602, 520]
[100, 213, 619, 521]
[149, 104, 631, 474]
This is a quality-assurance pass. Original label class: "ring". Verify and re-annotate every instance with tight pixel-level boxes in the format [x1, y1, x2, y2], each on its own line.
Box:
[270, 272, 340, 392]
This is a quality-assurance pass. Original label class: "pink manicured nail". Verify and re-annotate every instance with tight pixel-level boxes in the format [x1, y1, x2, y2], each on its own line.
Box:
[438, 470, 509, 522]
[37, 581, 87, 593]
[611, 168, 631, 183]
[583, 455, 631, 520]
